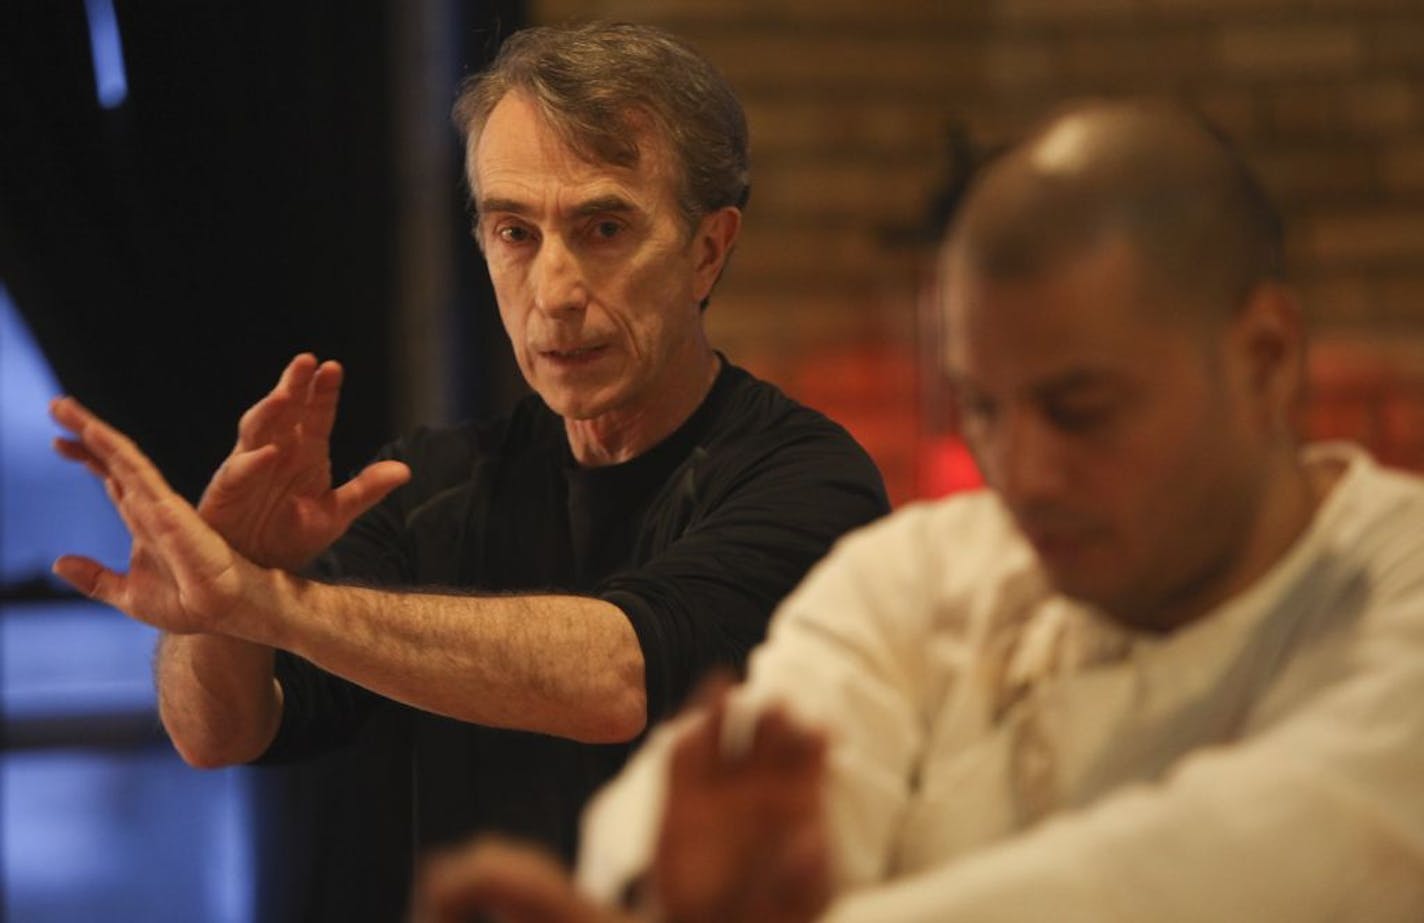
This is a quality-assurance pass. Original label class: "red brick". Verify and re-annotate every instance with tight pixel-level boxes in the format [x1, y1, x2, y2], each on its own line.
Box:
[1296, 277, 1381, 327]
[1216, 25, 1364, 77]
[1057, 30, 1214, 88]
[537, 0, 995, 30]
[1254, 149, 1378, 203]
[998, 0, 1145, 26]
[751, 161, 939, 225]
[1192, 91, 1259, 138]
[1374, 276, 1424, 325]
[1304, 212, 1424, 266]
[1381, 144, 1424, 194]
[1380, 388, 1424, 467]
[1369, 20, 1424, 70]
[1263, 80, 1420, 139]
[708, 289, 919, 353]
[1344, 81, 1419, 134]
[1146, 0, 1323, 16]
[743, 100, 946, 160]
[694, 34, 991, 94]
[1264, 88, 1344, 139]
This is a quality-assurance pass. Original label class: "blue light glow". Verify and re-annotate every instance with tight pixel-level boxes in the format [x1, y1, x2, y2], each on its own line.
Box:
[83, 0, 128, 109]
[1, 289, 253, 921]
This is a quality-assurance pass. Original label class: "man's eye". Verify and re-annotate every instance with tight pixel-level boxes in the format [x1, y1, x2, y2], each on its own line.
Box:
[497, 225, 532, 244]
[591, 220, 622, 241]
[1045, 402, 1113, 433]
[954, 392, 997, 429]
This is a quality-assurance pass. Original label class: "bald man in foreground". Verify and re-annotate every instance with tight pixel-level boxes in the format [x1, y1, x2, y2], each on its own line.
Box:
[419, 100, 1424, 921]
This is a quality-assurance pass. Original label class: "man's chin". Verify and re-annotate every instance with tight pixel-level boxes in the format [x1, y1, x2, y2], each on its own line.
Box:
[538, 385, 620, 423]
[1037, 560, 1122, 613]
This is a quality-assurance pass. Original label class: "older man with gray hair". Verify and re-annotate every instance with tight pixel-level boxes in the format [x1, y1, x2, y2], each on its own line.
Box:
[50, 21, 887, 915]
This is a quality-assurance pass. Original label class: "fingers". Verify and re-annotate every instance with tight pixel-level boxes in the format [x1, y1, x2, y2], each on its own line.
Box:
[234, 353, 344, 452]
[686, 670, 738, 711]
[670, 689, 729, 782]
[330, 459, 411, 522]
[236, 353, 317, 448]
[304, 358, 344, 442]
[50, 397, 174, 504]
[419, 838, 614, 923]
[217, 444, 281, 488]
[54, 436, 109, 479]
[750, 705, 827, 772]
[198, 445, 282, 517]
[672, 694, 825, 785]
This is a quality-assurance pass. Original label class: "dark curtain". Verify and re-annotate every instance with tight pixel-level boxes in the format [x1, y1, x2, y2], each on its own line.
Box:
[1, 1, 523, 918]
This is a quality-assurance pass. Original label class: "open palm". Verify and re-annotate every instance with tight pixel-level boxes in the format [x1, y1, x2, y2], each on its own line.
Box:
[51, 397, 251, 635]
[195, 354, 409, 569]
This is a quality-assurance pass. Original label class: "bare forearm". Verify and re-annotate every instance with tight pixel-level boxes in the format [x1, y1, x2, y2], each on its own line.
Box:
[239, 573, 646, 743]
[156, 632, 283, 768]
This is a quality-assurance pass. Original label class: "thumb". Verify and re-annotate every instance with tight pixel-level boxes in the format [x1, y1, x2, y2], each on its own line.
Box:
[332, 460, 411, 521]
[53, 555, 124, 607]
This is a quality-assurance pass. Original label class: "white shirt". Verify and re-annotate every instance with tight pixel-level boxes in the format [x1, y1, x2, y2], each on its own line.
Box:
[579, 444, 1424, 921]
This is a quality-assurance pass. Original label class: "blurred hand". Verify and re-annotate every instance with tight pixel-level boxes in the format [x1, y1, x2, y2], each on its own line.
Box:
[412, 682, 832, 923]
[654, 681, 832, 923]
[420, 837, 633, 923]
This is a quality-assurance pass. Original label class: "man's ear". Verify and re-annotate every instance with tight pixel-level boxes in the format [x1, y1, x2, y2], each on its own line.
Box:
[692, 206, 743, 304]
[1232, 282, 1306, 430]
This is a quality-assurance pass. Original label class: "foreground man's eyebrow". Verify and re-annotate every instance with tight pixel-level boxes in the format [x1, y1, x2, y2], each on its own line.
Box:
[477, 196, 532, 216]
[573, 195, 637, 217]
[475, 195, 638, 221]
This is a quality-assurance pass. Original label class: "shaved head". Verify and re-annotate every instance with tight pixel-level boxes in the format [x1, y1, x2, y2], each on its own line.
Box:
[946, 101, 1283, 324]
[940, 100, 1310, 632]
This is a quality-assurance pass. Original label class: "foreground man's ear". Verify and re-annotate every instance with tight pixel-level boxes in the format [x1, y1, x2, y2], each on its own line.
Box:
[1230, 281, 1306, 434]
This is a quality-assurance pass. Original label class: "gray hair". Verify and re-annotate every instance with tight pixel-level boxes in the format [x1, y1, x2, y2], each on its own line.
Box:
[453, 22, 750, 232]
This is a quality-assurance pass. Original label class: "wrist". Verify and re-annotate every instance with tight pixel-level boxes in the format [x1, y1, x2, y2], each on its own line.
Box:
[227, 564, 302, 650]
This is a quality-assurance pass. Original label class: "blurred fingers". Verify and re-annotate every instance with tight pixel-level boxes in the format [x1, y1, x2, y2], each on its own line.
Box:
[52, 398, 172, 503]
[420, 838, 610, 923]
[751, 706, 827, 770]
[53, 436, 108, 479]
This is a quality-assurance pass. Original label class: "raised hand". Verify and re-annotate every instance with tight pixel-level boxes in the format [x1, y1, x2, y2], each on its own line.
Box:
[200, 353, 411, 568]
[419, 838, 631, 923]
[654, 684, 832, 923]
[49, 397, 257, 636]
[59, 353, 410, 571]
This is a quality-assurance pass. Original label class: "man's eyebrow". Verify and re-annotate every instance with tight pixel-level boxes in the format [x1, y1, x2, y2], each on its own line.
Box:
[474, 194, 639, 220]
[1030, 369, 1128, 400]
[941, 368, 1127, 398]
[477, 196, 530, 217]
[572, 195, 637, 217]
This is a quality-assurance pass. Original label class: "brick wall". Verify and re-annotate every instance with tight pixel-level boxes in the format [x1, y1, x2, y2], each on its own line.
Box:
[536, 0, 1424, 502]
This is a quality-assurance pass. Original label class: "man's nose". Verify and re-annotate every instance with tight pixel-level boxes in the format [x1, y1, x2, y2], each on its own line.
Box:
[531, 237, 588, 316]
[982, 410, 1070, 506]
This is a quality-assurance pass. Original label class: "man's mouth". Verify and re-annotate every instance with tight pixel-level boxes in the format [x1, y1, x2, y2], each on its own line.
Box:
[541, 344, 603, 358]
[1014, 513, 1103, 560]
[540, 344, 608, 364]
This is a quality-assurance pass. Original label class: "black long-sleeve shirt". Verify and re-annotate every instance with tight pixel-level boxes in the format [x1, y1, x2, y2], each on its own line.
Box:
[255, 360, 888, 916]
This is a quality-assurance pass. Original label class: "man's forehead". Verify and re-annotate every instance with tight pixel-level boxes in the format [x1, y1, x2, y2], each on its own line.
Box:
[468, 92, 675, 207]
[939, 252, 1177, 391]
